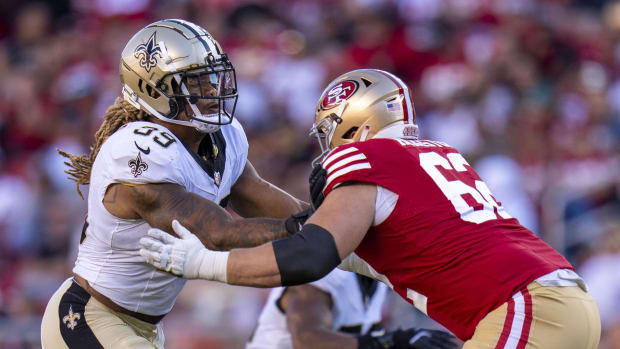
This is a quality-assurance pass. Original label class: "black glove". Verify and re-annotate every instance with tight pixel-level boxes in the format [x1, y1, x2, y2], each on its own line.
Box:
[358, 328, 457, 349]
[309, 164, 327, 209]
[394, 328, 457, 349]
[284, 209, 313, 235]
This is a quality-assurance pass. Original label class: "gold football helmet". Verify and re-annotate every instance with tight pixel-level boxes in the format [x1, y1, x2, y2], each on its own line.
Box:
[310, 69, 419, 164]
[120, 19, 237, 133]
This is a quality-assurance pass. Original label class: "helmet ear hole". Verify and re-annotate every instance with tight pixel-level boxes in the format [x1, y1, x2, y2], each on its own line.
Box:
[167, 98, 179, 119]
[145, 85, 160, 99]
[342, 126, 359, 139]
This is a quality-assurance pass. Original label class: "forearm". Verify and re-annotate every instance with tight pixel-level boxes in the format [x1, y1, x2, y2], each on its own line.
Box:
[230, 161, 308, 218]
[172, 211, 289, 251]
[226, 243, 282, 287]
[218, 217, 289, 250]
[129, 183, 290, 250]
[225, 224, 341, 287]
[231, 179, 308, 218]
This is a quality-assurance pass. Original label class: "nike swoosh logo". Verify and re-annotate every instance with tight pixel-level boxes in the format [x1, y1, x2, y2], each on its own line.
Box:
[134, 141, 150, 154]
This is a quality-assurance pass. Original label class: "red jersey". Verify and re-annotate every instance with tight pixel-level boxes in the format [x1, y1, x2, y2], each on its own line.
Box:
[321, 138, 573, 340]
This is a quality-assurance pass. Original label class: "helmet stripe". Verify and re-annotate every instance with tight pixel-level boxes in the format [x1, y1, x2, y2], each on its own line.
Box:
[398, 87, 409, 124]
[370, 69, 415, 124]
[165, 19, 218, 56]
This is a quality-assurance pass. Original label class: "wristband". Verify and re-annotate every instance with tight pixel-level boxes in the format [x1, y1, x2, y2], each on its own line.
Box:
[197, 250, 229, 283]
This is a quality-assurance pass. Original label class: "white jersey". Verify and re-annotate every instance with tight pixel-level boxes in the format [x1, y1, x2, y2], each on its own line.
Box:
[73, 120, 248, 316]
[247, 269, 387, 349]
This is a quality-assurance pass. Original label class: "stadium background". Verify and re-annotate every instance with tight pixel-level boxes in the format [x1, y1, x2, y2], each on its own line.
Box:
[0, 0, 618, 347]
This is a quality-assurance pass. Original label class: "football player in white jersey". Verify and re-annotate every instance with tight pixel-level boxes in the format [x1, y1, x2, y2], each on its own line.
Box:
[247, 269, 454, 349]
[41, 19, 308, 348]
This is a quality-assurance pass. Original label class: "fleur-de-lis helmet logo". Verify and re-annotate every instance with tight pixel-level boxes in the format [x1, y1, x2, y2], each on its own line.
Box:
[128, 153, 149, 177]
[134, 32, 162, 72]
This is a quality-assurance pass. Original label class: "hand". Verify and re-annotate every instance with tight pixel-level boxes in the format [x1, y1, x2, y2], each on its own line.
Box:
[139, 220, 228, 282]
[393, 328, 457, 349]
[284, 208, 313, 235]
[358, 328, 457, 349]
[309, 164, 327, 209]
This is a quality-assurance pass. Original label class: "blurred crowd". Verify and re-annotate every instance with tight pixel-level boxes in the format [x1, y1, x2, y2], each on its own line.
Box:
[0, 0, 618, 348]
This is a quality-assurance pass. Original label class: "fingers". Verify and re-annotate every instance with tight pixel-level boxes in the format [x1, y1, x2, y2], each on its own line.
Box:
[430, 330, 455, 339]
[140, 248, 162, 267]
[172, 219, 193, 239]
[140, 236, 164, 252]
[148, 227, 179, 245]
[427, 331, 457, 349]
[309, 164, 323, 179]
[310, 178, 323, 197]
[139, 246, 167, 271]
[139, 236, 171, 271]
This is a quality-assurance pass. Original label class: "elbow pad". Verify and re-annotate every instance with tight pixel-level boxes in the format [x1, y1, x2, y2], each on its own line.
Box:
[273, 224, 341, 286]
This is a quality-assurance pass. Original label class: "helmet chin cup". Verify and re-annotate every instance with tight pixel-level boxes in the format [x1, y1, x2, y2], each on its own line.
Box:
[191, 120, 220, 133]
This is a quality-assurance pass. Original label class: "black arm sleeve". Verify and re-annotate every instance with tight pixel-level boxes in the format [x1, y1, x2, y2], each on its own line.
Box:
[273, 224, 341, 286]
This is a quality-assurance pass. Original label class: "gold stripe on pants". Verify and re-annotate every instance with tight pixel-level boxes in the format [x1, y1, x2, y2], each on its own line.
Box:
[463, 282, 601, 349]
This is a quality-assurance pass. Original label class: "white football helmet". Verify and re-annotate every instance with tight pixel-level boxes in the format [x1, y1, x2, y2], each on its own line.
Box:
[310, 69, 419, 164]
[120, 19, 237, 133]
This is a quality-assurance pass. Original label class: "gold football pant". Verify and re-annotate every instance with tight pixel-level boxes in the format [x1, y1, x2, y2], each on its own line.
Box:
[41, 278, 165, 348]
[463, 282, 600, 349]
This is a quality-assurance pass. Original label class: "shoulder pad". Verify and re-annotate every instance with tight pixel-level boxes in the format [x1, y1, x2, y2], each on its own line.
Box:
[321, 142, 374, 193]
[98, 121, 185, 185]
[321, 139, 408, 196]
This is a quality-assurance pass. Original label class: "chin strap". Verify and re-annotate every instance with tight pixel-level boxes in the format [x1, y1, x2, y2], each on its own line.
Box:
[358, 124, 372, 141]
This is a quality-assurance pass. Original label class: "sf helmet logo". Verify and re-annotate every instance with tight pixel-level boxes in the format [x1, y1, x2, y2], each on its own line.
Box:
[134, 32, 163, 73]
[321, 80, 359, 110]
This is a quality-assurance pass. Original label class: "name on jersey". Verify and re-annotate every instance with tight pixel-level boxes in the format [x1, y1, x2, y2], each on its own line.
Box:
[395, 139, 449, 148]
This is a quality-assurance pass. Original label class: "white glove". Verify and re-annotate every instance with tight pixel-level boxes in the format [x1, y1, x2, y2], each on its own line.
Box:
[139, 220, 229, 282]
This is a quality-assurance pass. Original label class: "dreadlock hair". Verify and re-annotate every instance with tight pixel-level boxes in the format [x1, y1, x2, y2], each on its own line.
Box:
[58, 97, 150, 199]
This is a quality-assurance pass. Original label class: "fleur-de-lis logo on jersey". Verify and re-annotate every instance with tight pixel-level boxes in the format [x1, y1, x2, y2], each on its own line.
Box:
[134, 32, 162, 72]
[128, 152, 149, 177]
[62, 305, 81, 330]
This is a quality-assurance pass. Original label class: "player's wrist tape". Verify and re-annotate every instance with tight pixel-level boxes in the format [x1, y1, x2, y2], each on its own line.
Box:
[273, 223, 341, 286]
[197, 249, 229, 283]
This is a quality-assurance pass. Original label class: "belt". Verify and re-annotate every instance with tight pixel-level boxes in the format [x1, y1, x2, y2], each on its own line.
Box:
[72, 273, 166, 324]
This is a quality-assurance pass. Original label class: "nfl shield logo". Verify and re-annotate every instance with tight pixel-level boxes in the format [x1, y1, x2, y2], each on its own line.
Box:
[214, 171, 221, 187]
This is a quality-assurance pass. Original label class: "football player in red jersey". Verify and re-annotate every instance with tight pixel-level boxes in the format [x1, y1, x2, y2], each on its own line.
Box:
[140, 69, 601, 349]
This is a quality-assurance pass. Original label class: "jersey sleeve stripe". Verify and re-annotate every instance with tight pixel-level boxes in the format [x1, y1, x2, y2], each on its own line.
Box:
[324, 153, 367, 173]
[324, 162, 372, 190]
[322, 147, 359, 168]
